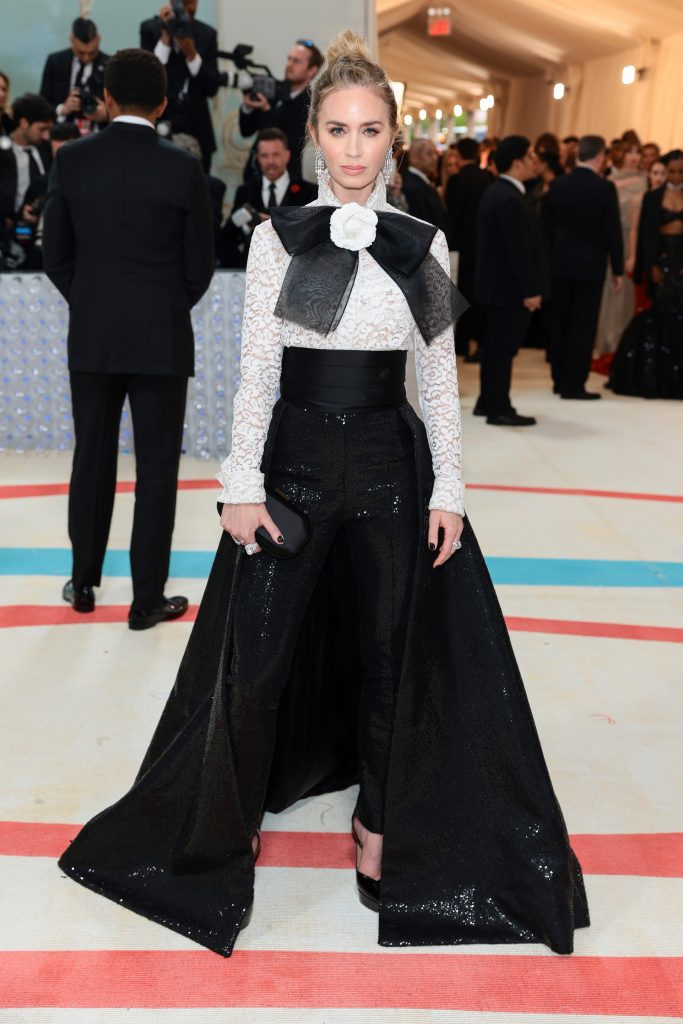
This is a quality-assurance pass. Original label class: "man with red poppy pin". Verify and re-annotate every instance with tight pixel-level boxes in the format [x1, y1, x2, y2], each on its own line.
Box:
[219, 127, 316, 267]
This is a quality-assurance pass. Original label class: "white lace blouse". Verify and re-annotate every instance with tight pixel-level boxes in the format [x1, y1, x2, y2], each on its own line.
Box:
[216, 171, 465, 516]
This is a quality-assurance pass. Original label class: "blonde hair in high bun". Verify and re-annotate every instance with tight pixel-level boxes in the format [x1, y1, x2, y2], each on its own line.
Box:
[307, 30, 400, 138]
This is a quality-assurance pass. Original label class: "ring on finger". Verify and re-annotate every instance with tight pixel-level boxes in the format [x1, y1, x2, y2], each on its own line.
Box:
[244, 542, 258, 556]
[451, 539, 462, 550]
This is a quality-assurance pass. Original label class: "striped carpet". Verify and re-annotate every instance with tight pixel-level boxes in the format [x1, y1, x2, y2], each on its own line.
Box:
[1, 351, 681, 1022]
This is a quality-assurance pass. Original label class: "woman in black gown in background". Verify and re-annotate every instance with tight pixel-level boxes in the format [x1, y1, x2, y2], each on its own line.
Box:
[609, 149, 683, 398]
[57, 31, 589, 958]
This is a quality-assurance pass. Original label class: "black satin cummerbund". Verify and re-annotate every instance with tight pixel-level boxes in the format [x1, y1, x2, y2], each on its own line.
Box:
[280, 347, 407, 411]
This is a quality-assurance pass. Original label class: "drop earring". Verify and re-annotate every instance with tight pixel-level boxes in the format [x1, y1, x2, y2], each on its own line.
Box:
[314, 146, 326, 183]
[383, 146, 394, 183]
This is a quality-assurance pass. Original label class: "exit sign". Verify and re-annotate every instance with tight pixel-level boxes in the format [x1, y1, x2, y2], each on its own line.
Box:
[427, 7, 452, 35]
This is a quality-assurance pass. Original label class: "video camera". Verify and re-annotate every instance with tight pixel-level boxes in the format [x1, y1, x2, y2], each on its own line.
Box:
[218, 44, 290, 105]
[155, 0, 192, 39]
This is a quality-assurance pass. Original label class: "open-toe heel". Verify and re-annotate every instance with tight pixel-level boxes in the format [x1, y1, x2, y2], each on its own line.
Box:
[351, 818, 380, 913]
[239, 829, 262, 932]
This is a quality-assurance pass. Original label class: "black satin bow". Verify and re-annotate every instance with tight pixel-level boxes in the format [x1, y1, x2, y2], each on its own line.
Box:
[269, 205, 469, 343]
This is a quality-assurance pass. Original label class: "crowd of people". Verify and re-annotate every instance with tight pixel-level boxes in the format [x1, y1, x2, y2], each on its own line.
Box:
[1, 8, 681, 402]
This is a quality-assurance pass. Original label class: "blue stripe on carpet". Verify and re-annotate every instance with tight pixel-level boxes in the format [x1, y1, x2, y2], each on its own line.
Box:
[0, 549, 682, 587]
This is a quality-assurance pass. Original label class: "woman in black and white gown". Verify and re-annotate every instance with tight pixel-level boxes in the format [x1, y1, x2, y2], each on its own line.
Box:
[58, 32, 589, 957]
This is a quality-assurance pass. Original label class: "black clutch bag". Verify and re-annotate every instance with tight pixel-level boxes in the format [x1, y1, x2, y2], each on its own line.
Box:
[217, 487, 311, 559]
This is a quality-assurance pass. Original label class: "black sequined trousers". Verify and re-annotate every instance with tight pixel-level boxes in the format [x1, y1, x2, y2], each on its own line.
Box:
[227, 400, 419, 838]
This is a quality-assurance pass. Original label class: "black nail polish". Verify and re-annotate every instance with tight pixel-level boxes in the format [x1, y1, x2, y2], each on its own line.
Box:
[277, 535, 284, 544]
[429, 542, 436, 551]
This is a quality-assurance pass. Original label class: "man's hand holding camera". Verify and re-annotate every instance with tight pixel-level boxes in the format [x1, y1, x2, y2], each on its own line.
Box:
[242, 91, 271, 113]
[158, 5, 197, 61]
[62, 90, 82, 116]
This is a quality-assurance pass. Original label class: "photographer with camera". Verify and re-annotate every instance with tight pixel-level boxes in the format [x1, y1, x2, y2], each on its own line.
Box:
[140, 1, 220, 171]
[39, 18, 109, 136]
[2, 123, 80, 272]
[219, 126, 316, 267]
[238, 39, 323, 182]
[0, 93, 54, 268]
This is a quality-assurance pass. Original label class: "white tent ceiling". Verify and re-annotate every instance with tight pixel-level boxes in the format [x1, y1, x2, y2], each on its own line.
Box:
[378, 0, 683, 112]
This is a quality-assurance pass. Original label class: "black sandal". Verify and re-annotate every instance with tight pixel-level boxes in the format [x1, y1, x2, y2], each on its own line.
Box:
[351, 817, 380, 913]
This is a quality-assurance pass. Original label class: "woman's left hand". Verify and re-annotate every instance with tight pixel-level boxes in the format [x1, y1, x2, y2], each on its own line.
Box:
[428, 510, 464, 567]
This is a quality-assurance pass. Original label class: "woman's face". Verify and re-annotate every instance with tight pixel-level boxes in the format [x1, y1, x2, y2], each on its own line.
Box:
[0, 76, 8, 109]
[623, 146, 641, 172]
[667, 158, 683, 188]
[312, 87, 393, 201]
[649, 161, 667, 189]
[443, 150, 459, 179]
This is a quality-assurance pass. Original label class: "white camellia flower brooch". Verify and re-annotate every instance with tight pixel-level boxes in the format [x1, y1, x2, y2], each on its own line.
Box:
[329, 203, 378, 251]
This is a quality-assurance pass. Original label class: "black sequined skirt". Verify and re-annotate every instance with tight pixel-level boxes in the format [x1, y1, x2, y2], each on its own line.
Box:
[57, 357, 589, 958]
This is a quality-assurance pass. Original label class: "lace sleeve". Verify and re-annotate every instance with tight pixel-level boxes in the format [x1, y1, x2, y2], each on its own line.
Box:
[216, 222, 286, 503]
[413, 228, 465, 517]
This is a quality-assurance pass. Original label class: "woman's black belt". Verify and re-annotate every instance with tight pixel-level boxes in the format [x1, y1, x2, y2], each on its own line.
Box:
[280, 347, 407, 411]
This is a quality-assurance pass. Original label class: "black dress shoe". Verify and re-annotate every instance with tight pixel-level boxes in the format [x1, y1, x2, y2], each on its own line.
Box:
[352, 817, 380, 913]
[473, 399, 487, 416]
[560, 390, 601, 400]
[62, 579, 95, 613]
[128, 595, 189, 631]
[486, 412, 537, 426]
[553, 383, 560, 394]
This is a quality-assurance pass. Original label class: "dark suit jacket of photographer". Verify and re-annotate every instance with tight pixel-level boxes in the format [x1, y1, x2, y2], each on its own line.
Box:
[0, 143, 52, 223]
[140, 17, 220, 166]
[219, 174, 316, 267]
[239, 89, 310, 182]
[39, 49, 110, 116]
[42, 122, 214, 376]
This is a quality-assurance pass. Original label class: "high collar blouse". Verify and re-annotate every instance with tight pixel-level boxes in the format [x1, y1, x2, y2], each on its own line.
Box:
[217, 170, 464, 516]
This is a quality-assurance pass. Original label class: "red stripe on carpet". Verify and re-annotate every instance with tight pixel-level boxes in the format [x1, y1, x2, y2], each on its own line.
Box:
[2, 605, 681, 644]
[2, 480, 683, 503]
[0, 950, 680, 1013]
[467, 483, 683, 503]
[3, 822, 682, 876]
[505, 616, 683, 644]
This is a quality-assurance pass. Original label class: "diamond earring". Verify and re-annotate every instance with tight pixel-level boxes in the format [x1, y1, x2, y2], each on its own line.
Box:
[314, 146, 326, 183]
[383, 146, 394, 183]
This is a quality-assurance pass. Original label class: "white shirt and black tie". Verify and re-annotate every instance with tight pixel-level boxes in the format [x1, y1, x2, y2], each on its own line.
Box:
[10, 142, 45, 213]
[261, 171, 290, 210]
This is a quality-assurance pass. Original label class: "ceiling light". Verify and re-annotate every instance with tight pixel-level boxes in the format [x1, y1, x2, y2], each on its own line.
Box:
[404, 113, 413, 125]
[622, 65, 636, 85]
[454, 103, 462, 116]
[479, 98, 488, 111]
[553, 82, 565, 100]
[486, 94, 494, 108]
[419, 108, 427, 121]
[435, 108, 443, 120]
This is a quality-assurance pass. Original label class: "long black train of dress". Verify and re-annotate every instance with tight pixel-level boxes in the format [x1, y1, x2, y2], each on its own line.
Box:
[609, 234, 683, 398]
[58, 353, 590, 958]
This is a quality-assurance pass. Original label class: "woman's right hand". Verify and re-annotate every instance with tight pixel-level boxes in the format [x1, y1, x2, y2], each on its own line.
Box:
[220, 502, 283, 554]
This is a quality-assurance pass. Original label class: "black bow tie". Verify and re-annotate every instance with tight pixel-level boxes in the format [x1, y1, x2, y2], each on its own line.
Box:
[269, 205, 468, 342]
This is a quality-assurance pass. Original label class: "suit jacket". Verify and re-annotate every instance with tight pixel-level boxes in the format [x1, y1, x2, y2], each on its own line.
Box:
[401, 168, 451, 242]
[42, 122, 214, 376]
[39, 48, 109, 115]
[475, 178, 549, 306]
[219, 175, 317, 267]
[239, 89, 310, 182]
[634, 184, 665, 284]
[140, 17, 220, 162]
[445, 163, 493, 278]
[0, 142, 52, 221]
[544, 166, 624, 281]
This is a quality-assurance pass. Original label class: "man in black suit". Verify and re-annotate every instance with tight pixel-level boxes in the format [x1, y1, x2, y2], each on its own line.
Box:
[401, 139, 451, 239]
[0, 94, 54, 255]
[140, 1, 220, 171]
[39, 18, 109, 136]
[42, 49, 214, 629]
[474, 136, 548, 426]
[445, 137, 493, 357]
[239, 39, 323, 183]
[544, 135, 623, 399]
[220, 127, 316, 267]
